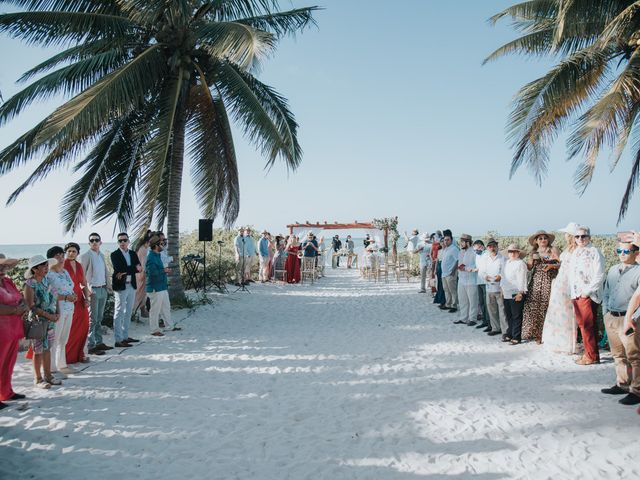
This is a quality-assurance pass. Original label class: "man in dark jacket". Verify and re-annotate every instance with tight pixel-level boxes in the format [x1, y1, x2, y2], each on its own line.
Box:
[110, 232, 142, 348]
[331, 235, 342, 267]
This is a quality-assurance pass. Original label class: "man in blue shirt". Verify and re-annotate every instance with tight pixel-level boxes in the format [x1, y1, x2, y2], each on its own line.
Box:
[146, 235, 180, 336]
[440, 230, 459, 313]
[258, 230, 271, 282]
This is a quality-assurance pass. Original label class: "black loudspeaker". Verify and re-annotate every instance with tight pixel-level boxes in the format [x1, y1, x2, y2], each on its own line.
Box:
[199, 219, 213, 241]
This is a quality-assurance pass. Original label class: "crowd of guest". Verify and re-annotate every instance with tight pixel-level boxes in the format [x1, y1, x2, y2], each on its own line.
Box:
[233, 227, 327, 284]
[408, 223, 640, 409]
[0, 230, 181, 407]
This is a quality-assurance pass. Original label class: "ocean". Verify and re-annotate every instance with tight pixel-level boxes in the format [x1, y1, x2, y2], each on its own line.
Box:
[0, 243, 119, 259]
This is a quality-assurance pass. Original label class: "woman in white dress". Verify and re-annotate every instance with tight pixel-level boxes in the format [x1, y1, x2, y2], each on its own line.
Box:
[541, 223, 580, 354]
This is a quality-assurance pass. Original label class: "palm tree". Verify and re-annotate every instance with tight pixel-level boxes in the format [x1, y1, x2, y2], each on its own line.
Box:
[0, 0, 318, 300]
[485, 0, 640, 223]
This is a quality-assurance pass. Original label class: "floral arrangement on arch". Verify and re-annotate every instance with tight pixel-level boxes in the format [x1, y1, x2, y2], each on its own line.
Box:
[372, 217, 400, 242]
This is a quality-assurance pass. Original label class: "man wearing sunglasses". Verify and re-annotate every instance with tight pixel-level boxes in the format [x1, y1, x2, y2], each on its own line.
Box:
[601, 240, 640, 405]
[79, 233, 113, 355]
[568, 226, 606, 365]
[110, 233, 142, 348]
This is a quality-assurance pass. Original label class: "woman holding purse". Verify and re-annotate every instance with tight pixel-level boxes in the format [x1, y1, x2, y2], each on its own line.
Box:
[0, 254, 28, 407]
[24, 255, 60, 389]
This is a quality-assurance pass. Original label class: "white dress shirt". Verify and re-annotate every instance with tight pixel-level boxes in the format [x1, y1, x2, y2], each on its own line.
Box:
[484, 253, 506, 293]
[501, 258, 528, 299]
[475, 251, 488, 286]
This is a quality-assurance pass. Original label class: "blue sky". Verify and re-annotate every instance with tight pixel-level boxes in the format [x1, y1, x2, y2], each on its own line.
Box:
[0, 0, 636, 244]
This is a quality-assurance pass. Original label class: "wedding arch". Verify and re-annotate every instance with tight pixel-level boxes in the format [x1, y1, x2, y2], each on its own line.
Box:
[287, 217, 400, 258]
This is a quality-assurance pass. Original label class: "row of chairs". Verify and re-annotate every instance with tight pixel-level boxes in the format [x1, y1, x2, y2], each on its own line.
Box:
[361, 255, 413, 283]
[273, 253, 326, 284]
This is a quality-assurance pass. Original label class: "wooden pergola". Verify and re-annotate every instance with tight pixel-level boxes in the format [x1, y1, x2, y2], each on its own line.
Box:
[286, 221, 391, 254]
[286, 221, 375, 234]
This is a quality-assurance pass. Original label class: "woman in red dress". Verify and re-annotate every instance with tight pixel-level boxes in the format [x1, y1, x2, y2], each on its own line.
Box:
[285, 236, 301, 284]
[0, 253, 28, 406]
[63, 243, 90, 364]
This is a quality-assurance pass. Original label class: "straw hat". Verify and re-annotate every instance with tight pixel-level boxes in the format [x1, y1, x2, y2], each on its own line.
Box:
[460, 233, 472, 242]
[501, 244, 526, 259]
[0, 253, 19, 269]
[486, 238, 498, 247]
[528, 230, 555, 247]
[24, 255, 57, 279]
[558, 222, 580, 236]
[420, 233, 430, 241]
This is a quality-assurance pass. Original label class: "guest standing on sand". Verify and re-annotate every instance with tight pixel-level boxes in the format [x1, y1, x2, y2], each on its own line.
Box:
[63, 243, 90, 365]
[24, 255, 60, 388]
[146, 235, 180, 336]
[111, 232, 142, 348]
[501, 245, 528, 345]
[134, 231, 152, 318]
[569, 226, 605, 365]
[483, 239, 506, 337]
[522, 230, 560, 344]
[79, 233, 112, 356]
[601, 239, 640, 406]
[541, 223, 579, 354]
[0, 254, 28, 407]
[46, 246, 76, 375]
[440, 230, 459, 313]
[454, 234, 478, 326]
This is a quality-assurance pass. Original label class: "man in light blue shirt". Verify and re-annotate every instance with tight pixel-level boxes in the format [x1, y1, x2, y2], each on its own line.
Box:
[258, 230, 271, 282]
[440, 230, 459, 312]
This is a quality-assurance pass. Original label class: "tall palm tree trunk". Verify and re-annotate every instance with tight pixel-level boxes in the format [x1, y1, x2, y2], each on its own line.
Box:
[167, 105, 187, 303]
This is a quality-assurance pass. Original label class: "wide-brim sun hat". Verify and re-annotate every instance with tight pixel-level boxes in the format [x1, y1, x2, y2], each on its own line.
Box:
[24, 255, 57, 279]
[528, 230, 556, 247]
[558, 222, 580, 236]
[0, 253, 20, 270]
[421, 233, 430, 241]
[501, 244, 526, 259]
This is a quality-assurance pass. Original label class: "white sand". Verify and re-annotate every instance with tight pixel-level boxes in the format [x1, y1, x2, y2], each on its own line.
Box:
[1, 269, 639, 479]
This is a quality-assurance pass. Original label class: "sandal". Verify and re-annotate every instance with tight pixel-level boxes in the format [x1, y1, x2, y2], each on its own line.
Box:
[575, 356, 600, 365]
[34, 379, 51, 389]
[45, 376, 62, 386]
[510, 339, 521, 345]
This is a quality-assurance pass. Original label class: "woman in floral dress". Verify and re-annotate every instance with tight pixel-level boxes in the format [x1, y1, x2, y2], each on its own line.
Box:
[542, 224, 579, 354]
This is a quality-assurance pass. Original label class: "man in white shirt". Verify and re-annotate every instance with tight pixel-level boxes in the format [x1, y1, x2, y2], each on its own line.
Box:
[569, 226, 606, 365]
[79, 232, 113, 355]
[440, 230, 459, 313]
[601, 240, 640, 405]
[454, 234, 478, 326]
[473, 240, 490, 330]
[483, 238, 507, 336]
[417, 233, 432, 293]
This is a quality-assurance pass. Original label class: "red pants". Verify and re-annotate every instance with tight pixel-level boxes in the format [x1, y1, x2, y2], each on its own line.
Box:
[572, 297, 600, 362]
[0, 338, 20, 401]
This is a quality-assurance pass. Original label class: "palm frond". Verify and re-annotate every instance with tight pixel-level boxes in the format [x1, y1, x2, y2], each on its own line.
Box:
[0, 47, 132, 126]
[187, 69, 239, 225]
[507, 47, 609, 183]
[213, 61, 301, 169]
[34, 44, 164, 144]
[0, 11, 136, 47]
[236, 7, 319, 38]
[132, 73, 183, 237]
[196, 21, 275, 70]
[568, 48, 640, 192]
[59, 120, 124, 232]
[484, 26, 554, 63]
[0, 1, 119, 13]
[618, 137, 640, 222]
[488, 0, 557, 26]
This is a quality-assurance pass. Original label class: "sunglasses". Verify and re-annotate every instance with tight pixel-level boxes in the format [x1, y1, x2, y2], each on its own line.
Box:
[574, 235, 589, 239]
[508, 250, 519, 254]
[89, 238, 101, 243]
[118, 238, 129, 243]
[616, 248, 637, 255]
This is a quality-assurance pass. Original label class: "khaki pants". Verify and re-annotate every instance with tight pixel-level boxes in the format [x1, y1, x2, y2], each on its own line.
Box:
[149, 290, 173, 333]
[458, 283, 478, 323]
[236, 256, 253, 281]
[442, 273, 458, 309]
[486, 291, 507, 333]
[604, 313, 640, 394]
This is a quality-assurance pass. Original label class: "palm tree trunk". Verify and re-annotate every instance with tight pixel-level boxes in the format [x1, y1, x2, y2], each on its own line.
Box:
[166, 104, 187, 303]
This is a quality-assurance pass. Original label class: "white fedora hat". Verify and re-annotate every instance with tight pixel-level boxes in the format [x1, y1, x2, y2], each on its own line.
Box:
[24, 255, 57, 279]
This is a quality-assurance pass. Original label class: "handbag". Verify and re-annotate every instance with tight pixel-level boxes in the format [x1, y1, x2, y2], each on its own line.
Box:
[23, 311, 49, 340]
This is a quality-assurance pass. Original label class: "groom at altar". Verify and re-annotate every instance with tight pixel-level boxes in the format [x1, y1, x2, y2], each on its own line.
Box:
[332, 235, 342, 268]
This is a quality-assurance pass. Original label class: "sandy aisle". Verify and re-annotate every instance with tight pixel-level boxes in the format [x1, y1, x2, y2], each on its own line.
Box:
[1, 269, 639, 479]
